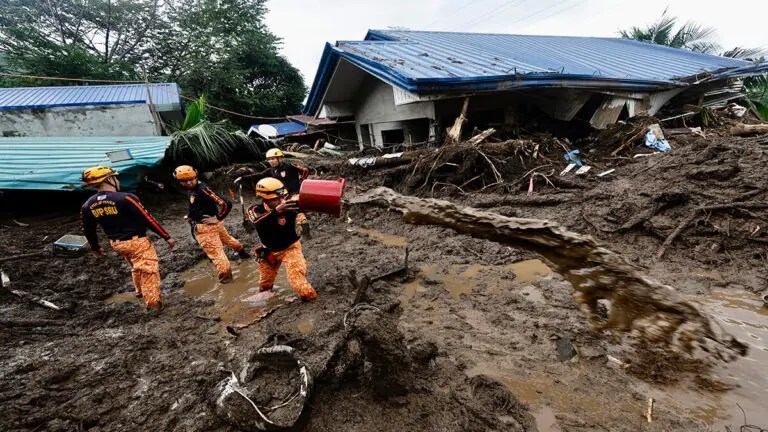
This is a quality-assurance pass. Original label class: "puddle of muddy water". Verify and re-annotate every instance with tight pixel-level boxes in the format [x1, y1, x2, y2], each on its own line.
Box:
[296, 319, 314, 334]
[399, 259, 553, 303]
[681, 290, 768, 428]
[532, 406, 561, 432]
[105, 292, 142, 304]
[466, 363, 640, 431]
[505, 259, 553, 284]
[181, 260, 293, 327]
[351, 227, 407, 247]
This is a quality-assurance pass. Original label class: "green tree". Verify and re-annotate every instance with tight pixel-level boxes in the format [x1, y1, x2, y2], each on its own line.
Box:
[0, 0, 306, 119]
[619, 9, 764, 60]
[619, 9, 720, 54]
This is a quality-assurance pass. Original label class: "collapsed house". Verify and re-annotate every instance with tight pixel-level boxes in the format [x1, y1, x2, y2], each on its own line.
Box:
[303, 30, 768, 148]
[0, 83, 181, 190]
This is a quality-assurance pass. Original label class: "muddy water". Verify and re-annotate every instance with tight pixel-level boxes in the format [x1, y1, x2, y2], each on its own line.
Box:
[351, 227, 408, 247]
[181, 260, 293, 327]
[671, 290, 768, 428]
[398, 259, 552, 303]
[105, 291, 142, 304]
[352, 188, 746, 360]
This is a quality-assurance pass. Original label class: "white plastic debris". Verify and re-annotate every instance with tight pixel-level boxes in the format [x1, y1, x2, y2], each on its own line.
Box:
[575, 166, 591, 175]
[560, 163, 577, 176]
[597, 169, 616, 177]
[726, 103, 747, 118]
[382, 152, 404, 159]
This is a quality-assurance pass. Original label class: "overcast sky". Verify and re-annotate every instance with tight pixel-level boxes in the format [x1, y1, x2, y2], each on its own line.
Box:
[266, 0, 768, 87]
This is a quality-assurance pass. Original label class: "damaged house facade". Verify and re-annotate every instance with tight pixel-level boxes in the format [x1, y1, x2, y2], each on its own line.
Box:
[303, 30, 768, 148]
[0, 83, 182, 191]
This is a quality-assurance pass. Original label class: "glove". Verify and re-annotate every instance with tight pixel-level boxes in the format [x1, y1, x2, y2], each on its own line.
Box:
[254, 245, 278, 265]
[297, 221, 311, 239]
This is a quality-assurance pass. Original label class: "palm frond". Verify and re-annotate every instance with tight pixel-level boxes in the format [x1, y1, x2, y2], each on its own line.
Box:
[181, 95, 207, 131]
[618, 11, 720, 53]
[722, 47, 766, 60]
[170, 120, 248, 166]
[743, 74, 768, 121]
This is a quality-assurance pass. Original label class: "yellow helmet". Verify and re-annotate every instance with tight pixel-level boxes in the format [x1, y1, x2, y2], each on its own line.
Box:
[265, 148, 284, 159]
[81, 166, 118, 185]
[173, 165, 197, 181]
[255, 177, 287, 199]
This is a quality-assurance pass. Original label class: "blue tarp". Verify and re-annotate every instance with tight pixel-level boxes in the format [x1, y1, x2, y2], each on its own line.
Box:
[0, 136, 172, 191]
[304, 30, 768, 115]
[249, 121, 307, 139]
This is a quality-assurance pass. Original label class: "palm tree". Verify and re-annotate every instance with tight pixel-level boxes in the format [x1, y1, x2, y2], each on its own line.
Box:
[619, 10, 765, 60]
[169, 96, 266, 168]
[619, 9, 721, 54]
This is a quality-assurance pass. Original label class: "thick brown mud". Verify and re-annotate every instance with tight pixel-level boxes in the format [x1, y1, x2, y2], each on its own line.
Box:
[352, 187, 748, 361]
[3, 130, 768, 431]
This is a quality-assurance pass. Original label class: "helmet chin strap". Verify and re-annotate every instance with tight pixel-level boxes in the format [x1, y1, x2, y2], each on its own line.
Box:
[106, 176, 119, 190]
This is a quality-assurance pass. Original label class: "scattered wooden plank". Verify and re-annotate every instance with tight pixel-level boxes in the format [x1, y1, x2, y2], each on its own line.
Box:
[730, 124, 768, 137]
[445, 97, 470, 144]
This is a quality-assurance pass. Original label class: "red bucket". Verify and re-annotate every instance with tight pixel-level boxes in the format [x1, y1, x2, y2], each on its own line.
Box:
[298, 178, 346, 217]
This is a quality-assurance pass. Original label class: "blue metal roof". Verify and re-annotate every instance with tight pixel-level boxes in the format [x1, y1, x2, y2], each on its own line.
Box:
[0, 136, 172, 191]
[268, 121, 307, 136]
[249, 121, 307, 138]
[0, 83, 182, 112]
[304, 30, 768, 115]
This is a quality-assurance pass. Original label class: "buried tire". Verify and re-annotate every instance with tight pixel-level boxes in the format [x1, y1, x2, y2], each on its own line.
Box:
[213, 345, 313, 431]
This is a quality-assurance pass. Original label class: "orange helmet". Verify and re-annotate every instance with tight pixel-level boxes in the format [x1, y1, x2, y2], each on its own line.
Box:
[255, 177, 287, 199]
[81, 166, 118, 185]
[173, 165, 197, 181]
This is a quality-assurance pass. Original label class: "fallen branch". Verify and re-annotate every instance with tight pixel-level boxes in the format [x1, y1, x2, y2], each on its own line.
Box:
[646, 397, 654, 423]
[0, 319, 65, 327]
[656, 201, 768, 260]
[350, 248, 410, 304]
[475, 194, 575, 208]
[466, 128, 496, 146]
[8, 289, 62, 311]
[0, 251, 48, 263]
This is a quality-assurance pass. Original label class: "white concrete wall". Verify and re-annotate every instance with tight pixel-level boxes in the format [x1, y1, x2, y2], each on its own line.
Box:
[353, 76, 435, 147]
[0, 104, 158, 137]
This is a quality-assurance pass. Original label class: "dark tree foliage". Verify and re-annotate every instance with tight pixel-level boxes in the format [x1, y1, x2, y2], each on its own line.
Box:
[0, 0, 306, 121]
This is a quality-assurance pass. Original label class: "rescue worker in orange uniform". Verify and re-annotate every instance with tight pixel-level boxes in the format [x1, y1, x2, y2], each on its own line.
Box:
[174, 165, 249, 283]
[234, 148, 312, 237]
[246, 178, 317, 301]
[80, 166, 175, 310]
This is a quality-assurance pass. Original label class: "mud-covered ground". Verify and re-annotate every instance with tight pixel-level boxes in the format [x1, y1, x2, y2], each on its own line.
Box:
[2, 129, 768, 432]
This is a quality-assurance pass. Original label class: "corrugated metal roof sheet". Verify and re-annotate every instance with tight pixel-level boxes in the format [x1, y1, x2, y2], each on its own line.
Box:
[287, 114, 337, 126]
[304, 30, 768, 115]
[248, 121, 307, 139]
[0, 83, 182, 112]
[359, 30, 750, 83]
[0, 136, 171, 191]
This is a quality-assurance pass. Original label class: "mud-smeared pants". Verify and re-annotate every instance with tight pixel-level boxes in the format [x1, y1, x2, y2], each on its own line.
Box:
[258, 241, 317, 301]
[110, 236, 161, 308]
[295, 212, 309, 236]
[196, 221, 244, 281]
